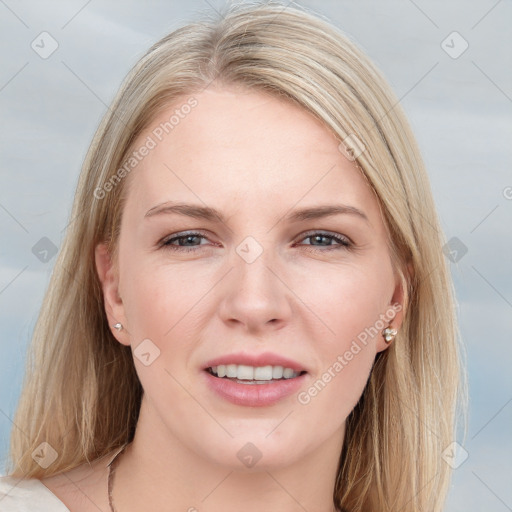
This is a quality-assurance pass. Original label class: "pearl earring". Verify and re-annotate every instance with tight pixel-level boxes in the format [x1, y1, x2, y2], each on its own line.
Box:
[113, 323, 122, 331]
[382, 326, 397, 344]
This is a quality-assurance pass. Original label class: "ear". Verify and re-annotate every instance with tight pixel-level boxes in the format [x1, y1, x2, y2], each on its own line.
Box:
[376, 262, 412, 353]
[95, 242, 130, 346]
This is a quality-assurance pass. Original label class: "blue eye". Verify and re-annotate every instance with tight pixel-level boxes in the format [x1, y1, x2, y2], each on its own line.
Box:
[160, 230, 352, 253]
[297, 231, 352, 251]
[161, 232, 209, 252]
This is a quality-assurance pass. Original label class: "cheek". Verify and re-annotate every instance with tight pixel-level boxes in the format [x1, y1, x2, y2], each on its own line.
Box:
[293, 259, 392, 344]
[122, 259, 214, 341]
[296, 304, 379, 427]
[120, 263, 211, 396]
[292, 262, 389, 412]
[298, 351, 375, 427]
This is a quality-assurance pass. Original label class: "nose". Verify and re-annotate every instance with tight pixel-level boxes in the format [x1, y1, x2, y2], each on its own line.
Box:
[218, 249, 292, 334]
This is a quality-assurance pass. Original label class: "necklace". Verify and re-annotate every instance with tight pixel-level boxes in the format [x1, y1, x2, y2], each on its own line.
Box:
[106, 443, 341, 512]
[107, 443, 129, 512]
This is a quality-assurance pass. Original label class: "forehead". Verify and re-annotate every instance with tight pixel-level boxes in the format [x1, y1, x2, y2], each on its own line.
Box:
[122, 86, 382, 227]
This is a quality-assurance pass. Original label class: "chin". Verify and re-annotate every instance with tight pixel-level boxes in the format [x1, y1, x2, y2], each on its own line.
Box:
[191, 428, 307, 471]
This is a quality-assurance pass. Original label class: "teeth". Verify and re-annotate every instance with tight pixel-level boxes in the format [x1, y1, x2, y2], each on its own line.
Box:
[237, 365, 254, 380]
[272, 366, 284, 379]
[209, 364, 301, 380]
[226, 364, 237, 378]
[254, 365, 273, 380]
[283, 367, 295, 379]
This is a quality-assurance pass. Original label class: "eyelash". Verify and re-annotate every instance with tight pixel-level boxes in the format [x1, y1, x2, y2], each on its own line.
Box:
[160, 230, 353, 253]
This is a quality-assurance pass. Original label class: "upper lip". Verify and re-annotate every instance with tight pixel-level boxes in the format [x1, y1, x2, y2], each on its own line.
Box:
[204, 351, 307, 373]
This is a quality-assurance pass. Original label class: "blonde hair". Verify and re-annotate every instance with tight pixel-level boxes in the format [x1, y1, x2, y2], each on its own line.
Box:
[7, 2, 465, 511]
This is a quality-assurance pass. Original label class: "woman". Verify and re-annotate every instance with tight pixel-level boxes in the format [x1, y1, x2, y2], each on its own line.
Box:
[1, 2, 464, 511]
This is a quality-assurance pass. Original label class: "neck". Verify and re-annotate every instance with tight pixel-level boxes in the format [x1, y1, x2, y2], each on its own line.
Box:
[111, 398, 343, 512]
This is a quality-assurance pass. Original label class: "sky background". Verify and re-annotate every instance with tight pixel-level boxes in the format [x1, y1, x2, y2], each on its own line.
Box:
[0, 0, 511, 510]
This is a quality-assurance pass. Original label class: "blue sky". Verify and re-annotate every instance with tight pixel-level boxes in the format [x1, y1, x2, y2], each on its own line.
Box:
[0, 1, 511, 510]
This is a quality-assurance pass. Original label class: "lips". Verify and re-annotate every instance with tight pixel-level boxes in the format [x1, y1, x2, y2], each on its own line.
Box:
[202, 351, 308, 407]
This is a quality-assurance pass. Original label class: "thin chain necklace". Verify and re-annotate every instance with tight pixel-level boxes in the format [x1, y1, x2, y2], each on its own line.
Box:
[106, 443, 341, 512]
[107, 443, 129, 512]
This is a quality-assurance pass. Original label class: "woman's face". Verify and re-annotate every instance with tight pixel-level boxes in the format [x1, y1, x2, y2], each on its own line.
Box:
[97, 85, 404, 469]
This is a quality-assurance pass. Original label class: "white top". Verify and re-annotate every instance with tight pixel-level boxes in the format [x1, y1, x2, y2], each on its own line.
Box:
[0, 475, 70, 511]
[0, 445, 126, 511]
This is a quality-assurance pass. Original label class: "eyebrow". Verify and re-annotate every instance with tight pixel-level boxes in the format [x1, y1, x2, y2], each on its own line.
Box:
[144, 201, 369, 224]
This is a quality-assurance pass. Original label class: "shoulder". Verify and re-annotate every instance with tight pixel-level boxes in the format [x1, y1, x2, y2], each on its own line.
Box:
[0, 448, 119, 512]
[0, 475, 70, 511]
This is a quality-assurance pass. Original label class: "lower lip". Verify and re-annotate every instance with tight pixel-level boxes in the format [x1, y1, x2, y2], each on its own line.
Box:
[203, 370, 307, 407]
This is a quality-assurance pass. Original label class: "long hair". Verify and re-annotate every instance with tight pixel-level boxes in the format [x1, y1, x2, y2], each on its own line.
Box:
[6, 2, 465, 510]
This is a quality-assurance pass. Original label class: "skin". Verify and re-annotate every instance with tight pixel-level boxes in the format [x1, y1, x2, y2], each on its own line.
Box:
[43, 85, 404, 512]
